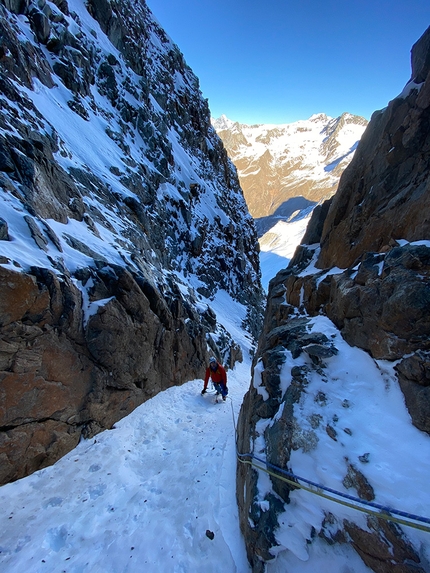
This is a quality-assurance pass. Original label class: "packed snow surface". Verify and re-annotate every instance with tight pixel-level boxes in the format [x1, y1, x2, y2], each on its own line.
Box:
[0, 376, 249, 572]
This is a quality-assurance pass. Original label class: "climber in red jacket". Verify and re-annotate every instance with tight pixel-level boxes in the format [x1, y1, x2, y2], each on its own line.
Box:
[201, 357, 228, 401]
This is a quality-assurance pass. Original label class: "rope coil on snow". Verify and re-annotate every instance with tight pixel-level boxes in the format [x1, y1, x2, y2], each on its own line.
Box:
[229, 400, 430, 533]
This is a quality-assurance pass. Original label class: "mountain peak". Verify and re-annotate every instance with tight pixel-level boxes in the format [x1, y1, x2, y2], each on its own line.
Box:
[308, 112, 330, 122]
[211, 114, 235, 130]
[214, 113, 368, 218]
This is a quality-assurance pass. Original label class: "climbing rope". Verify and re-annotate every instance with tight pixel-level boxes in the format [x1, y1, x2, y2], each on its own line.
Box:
[229, 400, 430, 533]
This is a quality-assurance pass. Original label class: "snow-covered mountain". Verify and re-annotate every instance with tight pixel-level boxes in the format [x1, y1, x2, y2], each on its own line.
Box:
[212, 113, 368, 219]
[0, 0, 263, 484]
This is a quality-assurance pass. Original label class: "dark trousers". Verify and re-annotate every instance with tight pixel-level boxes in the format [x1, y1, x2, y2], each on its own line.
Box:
[214, 382, 228, 397]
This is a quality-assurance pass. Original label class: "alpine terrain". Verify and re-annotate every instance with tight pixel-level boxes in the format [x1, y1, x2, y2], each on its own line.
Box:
[212, 112, 368, 224]
[1, 0, 430, 572]
[237, 25, 430, 573]
[0, 0, 264, 485]
[213, 113, 369, 292]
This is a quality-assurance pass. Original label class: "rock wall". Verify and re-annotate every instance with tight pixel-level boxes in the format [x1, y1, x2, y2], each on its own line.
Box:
[0, 264, 208, 482]
[0, 0, 263, 483]
[237, 27, 430, 573]
[286, 25, 430, 432]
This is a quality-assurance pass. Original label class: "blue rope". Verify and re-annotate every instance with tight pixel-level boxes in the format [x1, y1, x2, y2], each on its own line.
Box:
[230, 400, 430, 531]
[237, 451, 430, 527]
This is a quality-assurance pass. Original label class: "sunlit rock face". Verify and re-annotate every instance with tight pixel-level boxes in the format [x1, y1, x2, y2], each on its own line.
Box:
[237, 26, 430, 573]
[318, 29, 430, 270]
[213, 112, 368, 220]
[0, 0, 264, 484]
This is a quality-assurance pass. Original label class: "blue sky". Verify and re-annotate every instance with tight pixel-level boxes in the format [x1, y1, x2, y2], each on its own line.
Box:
[146, 0, 430, 125]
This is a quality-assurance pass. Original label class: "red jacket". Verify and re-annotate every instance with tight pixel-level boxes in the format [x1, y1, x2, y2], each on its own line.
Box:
[203, 363, 227, 390]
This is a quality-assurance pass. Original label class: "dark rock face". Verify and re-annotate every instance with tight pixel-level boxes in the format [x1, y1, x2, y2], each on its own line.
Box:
[285, 243, 430, 362]
[0, 0, 263, 483]
[300, 198, 332, 246]
[236, 282, 318, 569]
[237, 27, 430, 573]
[0, 217, 8, 240]
[396, 350, 430, 434]
[411, 26, 430, 83]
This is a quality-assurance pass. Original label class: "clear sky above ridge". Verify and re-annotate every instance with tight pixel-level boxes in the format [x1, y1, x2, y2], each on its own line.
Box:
[146, 0, 430, 125]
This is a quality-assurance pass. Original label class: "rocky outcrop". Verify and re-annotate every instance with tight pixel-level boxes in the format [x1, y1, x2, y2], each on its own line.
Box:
[0, 0, 263, 483]
[285, 242, 430, 363]
[237, 287, 427, 573]
[237, 27, 430, 573]
[318, 30, 430, 270]
[0, 264, 209, 483]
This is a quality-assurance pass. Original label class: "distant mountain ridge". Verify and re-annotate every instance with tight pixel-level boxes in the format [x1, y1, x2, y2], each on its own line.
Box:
[212, 112, 368, 218]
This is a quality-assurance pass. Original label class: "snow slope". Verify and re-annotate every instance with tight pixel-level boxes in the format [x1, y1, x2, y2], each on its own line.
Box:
[259, 210, 312, 291]
[0, 379, 250, 572]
